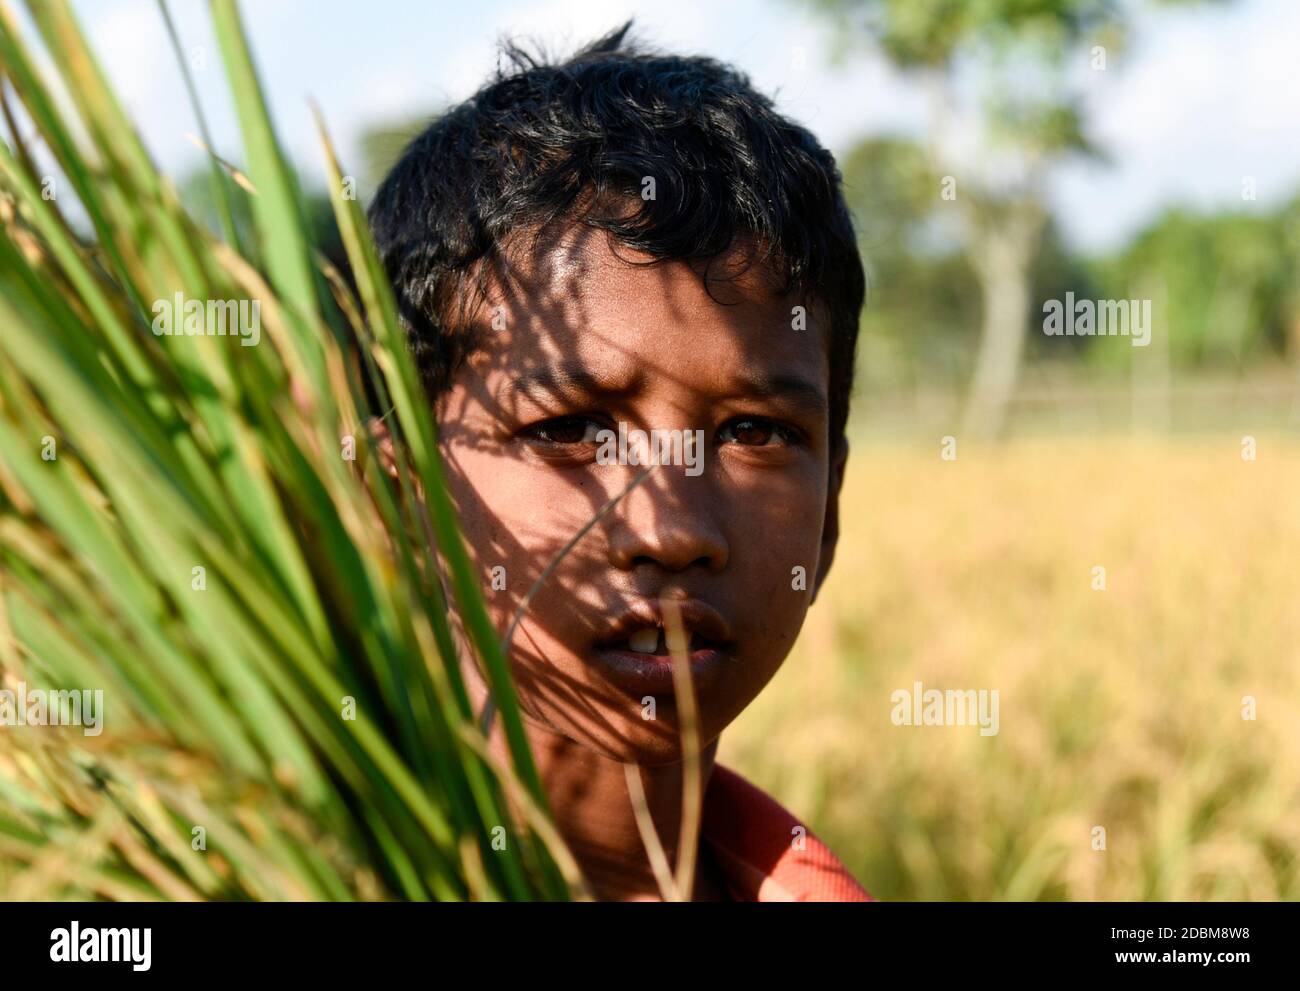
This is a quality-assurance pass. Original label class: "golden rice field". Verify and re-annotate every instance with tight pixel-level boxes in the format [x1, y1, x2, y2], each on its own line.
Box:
[721, 435, 1300, 901]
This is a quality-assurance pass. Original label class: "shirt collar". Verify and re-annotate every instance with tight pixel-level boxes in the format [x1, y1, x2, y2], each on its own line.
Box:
[701, 763, 872, 902]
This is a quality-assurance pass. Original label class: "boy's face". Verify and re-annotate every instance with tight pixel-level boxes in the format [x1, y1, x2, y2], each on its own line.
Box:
[435, 226, 846, 764]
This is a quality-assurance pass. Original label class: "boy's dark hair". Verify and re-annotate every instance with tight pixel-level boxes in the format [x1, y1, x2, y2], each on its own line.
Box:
[368, 22, 865, 441]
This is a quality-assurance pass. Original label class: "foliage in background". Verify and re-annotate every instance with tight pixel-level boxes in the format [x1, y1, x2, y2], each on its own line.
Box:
[841, 134, 1300, 394]
[0, 0, 574, 901]
[806, 0, 1242, 438]
[839, 136, 1092, 394]
[1087, 197, 1300, 371]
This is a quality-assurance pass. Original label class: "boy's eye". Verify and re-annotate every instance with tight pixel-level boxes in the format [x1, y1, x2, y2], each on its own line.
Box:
[718, 417, 797, 446]
[521, 416, 605, 446]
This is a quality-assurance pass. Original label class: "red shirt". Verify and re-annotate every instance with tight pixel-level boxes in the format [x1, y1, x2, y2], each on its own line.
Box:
[701, 764, 873, 902]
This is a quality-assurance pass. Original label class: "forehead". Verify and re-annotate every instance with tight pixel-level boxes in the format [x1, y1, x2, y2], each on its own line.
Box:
[461, 226, 830, 401]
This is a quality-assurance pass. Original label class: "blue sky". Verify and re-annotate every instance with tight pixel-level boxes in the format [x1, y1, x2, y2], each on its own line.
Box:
[61, 0, 1300, 253]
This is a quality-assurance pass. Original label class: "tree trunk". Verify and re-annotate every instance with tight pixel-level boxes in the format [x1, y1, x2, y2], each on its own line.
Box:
[962, 207, 1043, 439]
[919, 68, 1048, 441]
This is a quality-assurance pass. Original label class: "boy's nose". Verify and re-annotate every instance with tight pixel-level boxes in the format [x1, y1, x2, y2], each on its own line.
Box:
[606, 477, 729, 574]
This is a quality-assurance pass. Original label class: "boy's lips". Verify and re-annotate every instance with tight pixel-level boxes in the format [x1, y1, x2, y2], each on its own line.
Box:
[592, 599, 734, 699]
[597, 599, 732, 649]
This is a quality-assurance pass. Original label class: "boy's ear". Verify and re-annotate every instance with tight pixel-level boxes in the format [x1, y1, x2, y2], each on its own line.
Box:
[366, 416, 402, 481]
[811, 435, 849, 605]
[364, 417, 428, 504]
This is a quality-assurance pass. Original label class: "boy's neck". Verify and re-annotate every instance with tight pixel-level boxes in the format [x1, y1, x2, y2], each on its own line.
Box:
[463, 657, 721, 901]
[526, 718, 722, 901]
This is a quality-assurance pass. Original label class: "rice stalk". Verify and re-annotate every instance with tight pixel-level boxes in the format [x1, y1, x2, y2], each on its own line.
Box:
[0, 0, 568, 902]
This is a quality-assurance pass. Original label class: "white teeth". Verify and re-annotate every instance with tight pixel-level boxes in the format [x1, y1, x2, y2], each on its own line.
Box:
[627, 627, 661, 654]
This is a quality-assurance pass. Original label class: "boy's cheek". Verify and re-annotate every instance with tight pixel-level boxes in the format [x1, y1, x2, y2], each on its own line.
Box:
[730, 465, 829, 560]
[730, 484, 827, 646]
[440, 441, 602, 605]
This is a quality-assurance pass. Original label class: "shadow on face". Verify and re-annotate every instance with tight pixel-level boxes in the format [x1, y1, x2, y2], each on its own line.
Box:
[431, 222, 845, 766]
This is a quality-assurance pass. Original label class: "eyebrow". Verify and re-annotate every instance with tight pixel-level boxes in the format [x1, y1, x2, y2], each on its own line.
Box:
[729, 373, 829, 417]
[507, 362, 828, 416]
[508, 360, 641, 402]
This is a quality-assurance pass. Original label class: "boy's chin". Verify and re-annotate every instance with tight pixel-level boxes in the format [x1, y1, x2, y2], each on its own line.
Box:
[590, 734, 718, 769]
[611, 729, 717, 768]
[538, 701, 728, 767]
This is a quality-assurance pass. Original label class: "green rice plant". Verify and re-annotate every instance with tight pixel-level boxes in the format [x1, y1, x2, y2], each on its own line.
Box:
[0, 0, 577, 901]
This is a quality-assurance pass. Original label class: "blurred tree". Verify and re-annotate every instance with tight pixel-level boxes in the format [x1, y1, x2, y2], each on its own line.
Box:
[806, 0, 1229, 437]
[1088, 201, 1300, 371]
[839, 136, 1092, 399]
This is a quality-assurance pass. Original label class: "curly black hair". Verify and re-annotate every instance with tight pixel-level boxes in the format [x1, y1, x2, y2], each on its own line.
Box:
[368, 21, 865, 441]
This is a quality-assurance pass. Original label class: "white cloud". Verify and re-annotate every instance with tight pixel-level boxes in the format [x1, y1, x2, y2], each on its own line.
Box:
[1054, 0, 1300, 250]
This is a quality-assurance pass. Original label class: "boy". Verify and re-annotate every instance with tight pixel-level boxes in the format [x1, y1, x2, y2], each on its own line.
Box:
[368, 22, 869, 901]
